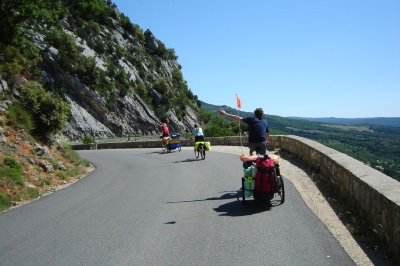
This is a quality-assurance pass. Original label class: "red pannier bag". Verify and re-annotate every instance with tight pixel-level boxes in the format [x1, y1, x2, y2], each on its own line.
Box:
[254, 156, 276, 201]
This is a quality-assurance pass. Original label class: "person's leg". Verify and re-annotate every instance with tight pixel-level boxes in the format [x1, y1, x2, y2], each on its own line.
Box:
[248, 142, 256, 156]
[254, 142, 267, 155]
[259, 141, 267, 155]
[163, 134, 170, 143]
[258, 146, 266, 155]
[248, 142, 266, 155]
[194, 136, 199, 151]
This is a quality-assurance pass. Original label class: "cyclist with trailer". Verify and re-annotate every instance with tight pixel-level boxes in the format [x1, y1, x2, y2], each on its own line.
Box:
[159, 122, 170, 137]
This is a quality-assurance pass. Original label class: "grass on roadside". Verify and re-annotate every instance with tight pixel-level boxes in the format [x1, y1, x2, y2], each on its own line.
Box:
[61, 141, 90, 167]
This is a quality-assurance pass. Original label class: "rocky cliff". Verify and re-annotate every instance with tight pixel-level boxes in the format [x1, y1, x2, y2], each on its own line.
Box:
[1, 3, 199, 141]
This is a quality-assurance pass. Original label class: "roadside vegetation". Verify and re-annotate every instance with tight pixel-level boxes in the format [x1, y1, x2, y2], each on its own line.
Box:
[0, 113, 92, 212]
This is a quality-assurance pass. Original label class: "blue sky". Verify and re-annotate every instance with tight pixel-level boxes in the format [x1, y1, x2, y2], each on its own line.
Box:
[111, 0, 400, 118]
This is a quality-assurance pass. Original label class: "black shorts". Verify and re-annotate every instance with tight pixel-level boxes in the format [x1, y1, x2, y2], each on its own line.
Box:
[195, 135, 204, 142]
[248, 141, 267, 155]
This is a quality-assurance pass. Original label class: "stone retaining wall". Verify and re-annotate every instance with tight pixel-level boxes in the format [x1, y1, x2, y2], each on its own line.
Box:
[71, 135, 399, 259]
[270, 135, 400, 261]
[71, 136, 249, 150]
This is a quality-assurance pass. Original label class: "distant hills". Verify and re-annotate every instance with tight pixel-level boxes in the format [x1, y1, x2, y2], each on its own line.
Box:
[200, 101, 400, 182]
[200, 101, 400, 127]
[288, 117, 400, 128]
[200, 101, 400, 128]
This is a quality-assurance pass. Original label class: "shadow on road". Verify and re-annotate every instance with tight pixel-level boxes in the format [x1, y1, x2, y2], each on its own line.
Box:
[173, 158, 204, 163]
[213, 197, 272, 217]
[145, 150, 181, 155]
[166, 191, 274, 216]
[166, 190, 239, 204]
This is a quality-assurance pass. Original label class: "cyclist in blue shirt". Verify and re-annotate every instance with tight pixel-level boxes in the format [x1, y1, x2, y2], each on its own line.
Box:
[218, 108, 270, 155]
[191, 124, 204, 142]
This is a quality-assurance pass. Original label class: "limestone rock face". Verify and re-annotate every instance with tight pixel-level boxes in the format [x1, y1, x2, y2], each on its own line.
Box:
[18, 14, 200, 141]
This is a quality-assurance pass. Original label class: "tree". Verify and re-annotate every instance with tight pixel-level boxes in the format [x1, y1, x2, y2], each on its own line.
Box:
[63, 0, 110, 22]
[153, 79, 170, 95]
[0, 0, 62, 44]
[200, 114, 236, 137]
[20, 82, 70, 140]
[197, 108, 213, 125]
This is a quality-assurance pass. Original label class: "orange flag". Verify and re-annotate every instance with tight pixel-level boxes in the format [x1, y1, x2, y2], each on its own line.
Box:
[236, 94, 241, 109]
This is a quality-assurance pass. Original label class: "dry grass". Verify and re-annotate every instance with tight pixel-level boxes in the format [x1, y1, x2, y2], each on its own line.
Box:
[0, 115, 94, 211]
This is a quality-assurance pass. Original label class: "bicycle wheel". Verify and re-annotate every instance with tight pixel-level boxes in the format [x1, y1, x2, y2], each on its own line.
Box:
[276, 175, 285, 204]
[200, 145, 206, 160]
[241, 177, 246, 205]
[161, 141, 166, 151]
[193, 145, 200, 158]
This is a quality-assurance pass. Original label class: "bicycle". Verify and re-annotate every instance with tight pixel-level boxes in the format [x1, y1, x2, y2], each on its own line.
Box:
[194, 141, 206, 160]
[239, 146, 285, 205]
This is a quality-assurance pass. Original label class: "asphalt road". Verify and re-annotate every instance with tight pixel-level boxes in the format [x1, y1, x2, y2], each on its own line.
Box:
[0, 148, 355, 265]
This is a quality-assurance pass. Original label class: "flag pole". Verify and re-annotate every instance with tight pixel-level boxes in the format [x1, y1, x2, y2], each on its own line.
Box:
[236, 94, 243, 153]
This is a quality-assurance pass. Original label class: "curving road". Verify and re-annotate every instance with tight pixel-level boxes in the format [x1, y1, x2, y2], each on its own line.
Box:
[0, 149, 354, 265]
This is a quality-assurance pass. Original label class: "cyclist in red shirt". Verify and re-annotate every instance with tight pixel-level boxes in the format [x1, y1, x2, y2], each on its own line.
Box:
[156, 122, 170, 137]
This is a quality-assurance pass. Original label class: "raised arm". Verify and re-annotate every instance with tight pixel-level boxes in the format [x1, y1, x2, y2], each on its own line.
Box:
[217, 110, 243, 122]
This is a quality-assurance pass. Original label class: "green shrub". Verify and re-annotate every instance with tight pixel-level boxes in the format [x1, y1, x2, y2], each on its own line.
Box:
[20, 82, 70, 139]
[0, 167, 24, 186]
[6, 102, 35, 133]
[87, 20, 101, 34]
[66, 168, 80, 177]
[0, 45, 25, 78]
[42, 178, 51, 185]
[4, 157, 22, 173]
[93, 37, 106, 54]
[47, 157, 59, 170]
[81, 160, 91, 167]
[57, 171, 67, 180]
[27, 188, 39, 199]
[0, 193, 12, 212]
[204, 125, 235, 137]
[153, 79, 170, 94]
[135, 82, 152, 107]
[75, 55, 102, 86]
[61, 142, 83, 165]
[11, 172, 24, 186]
[82, 135, 96, 144]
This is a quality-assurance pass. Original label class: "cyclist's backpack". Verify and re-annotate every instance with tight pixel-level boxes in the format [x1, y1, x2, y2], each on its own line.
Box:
[254, 156, 276, 200]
